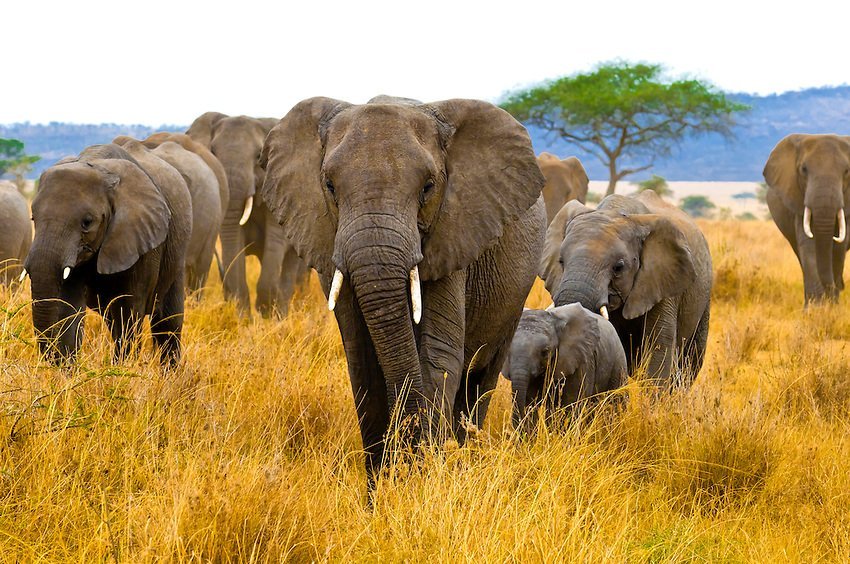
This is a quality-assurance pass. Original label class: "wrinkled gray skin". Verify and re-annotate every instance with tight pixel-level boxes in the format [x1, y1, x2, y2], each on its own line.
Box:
[763, 134, 850, 305]
[260, 96, 546, 492]
[187, 113, 307, 317]
[114, 137, 222, 295]
[541, 191, 712, 387]
[537, 153, 590, 224]
[26, 144, 191, 366]
[0, 184, 31, 285]
[503, 304, 627, 433]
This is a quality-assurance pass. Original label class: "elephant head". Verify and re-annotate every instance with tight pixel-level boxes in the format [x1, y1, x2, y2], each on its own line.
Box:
[763, 134, 850, 301]
[210, 115, 269, 223]
[186, 111, 229, 148]
[503, 304, 599, 430]
[260, 97, 543, 420]
[26, 150, 170, 361]
[541, 200, 696, 321]
[537, 153, 590, 223]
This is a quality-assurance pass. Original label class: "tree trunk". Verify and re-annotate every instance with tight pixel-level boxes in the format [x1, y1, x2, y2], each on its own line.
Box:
[605, 160, 619, 196]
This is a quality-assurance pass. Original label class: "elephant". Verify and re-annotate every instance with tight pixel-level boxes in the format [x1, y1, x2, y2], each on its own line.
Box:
[113, 136, 222, 295]
[187, 113, 307, 317]
[541, 190, 712, 386]
[25, 143, 191, 366]
[502, 304, 627, 433]
[259, 96, 546, 490]
[0, 183, 31, 285]
[763, 134, 850, 305]
[537, 153, 590, 224]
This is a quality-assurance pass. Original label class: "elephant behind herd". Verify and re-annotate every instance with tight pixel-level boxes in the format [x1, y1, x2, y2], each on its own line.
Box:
[11, 93, 850, 495]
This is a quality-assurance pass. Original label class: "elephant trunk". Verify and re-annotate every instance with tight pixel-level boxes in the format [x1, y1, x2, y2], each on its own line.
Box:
[340, 215, 424, 430]
[27, 243, 84, 362]
[510, 368, 531, 431]
[812, 205, 839, 301]
[219, 201, 249, 310]
[553, 275, 606, 314]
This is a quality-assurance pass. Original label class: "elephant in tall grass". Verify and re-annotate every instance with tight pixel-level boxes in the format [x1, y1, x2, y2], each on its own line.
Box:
[187, 113, 307, 317]
[0, 183, 31, 285]
[763, 134, 850, 305]
[537, 153, 589, 224]
[541, 191, 712, 386]
[260, 96, 545, 490]
[25, 144, 191, 365]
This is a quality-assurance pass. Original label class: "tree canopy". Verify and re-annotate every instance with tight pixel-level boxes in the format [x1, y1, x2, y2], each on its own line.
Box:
[0, 138, 40, 177]
[636, 174, 672, 198]
[500, 62, 749, 195]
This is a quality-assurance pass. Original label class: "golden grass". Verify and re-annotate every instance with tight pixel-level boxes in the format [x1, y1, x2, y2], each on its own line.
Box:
[1, 220, 849, 561]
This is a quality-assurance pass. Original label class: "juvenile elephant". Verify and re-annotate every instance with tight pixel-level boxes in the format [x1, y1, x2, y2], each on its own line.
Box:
[260, 96, 546, 489]
[187, 113, 306, 317]
[537, 153, 590, 224]
[0, 183, 31, 285]
[25, 144, 191, 366]
[502, 304, 627, 433]
[541, 191, 712, 386]
[114, 136, 222, 294]
[763, 134, 850, 305]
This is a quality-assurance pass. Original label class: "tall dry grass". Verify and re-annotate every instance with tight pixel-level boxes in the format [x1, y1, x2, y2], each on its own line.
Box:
[0, 220, 849, 561]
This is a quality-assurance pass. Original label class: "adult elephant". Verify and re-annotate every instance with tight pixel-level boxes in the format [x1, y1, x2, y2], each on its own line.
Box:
[187, 113, 306, 317]
[0, 183, 31, 285]
[114, 137, 222, 294]
[260, 96, 546, 489]
[541, 191, 712, 386]
[763, 134, 850, 305]
[25, 144, 191, 365]
[537, 153, 590, 224]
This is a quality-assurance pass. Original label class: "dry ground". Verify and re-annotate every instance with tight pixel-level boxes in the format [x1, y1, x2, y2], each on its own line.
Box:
[0, 220, 849, 562]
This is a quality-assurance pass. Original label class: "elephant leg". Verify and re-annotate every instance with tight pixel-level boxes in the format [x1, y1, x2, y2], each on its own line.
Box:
[453, 343, 508, 444]
[220, 203, 251, 313]
[257, 212, 291, 318]
[832, 245, 846, 293]
[274, 244, 304, 317]
[416, 270, 465, 441]
[325, 274, 390, 494]
[151, 279, 185, 367]
[683, 302, 710, 386]
[641, 299, 678, 387]
[796, 234, 825, 305]
[187, 234, 216, 299]
[103, 299, 143, 364]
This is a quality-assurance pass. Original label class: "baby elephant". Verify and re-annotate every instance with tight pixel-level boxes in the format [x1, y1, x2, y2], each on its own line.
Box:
[503, 303, 628, 432]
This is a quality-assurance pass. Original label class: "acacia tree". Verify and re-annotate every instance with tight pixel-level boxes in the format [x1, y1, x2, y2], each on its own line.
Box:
[501, 62, 748, 195]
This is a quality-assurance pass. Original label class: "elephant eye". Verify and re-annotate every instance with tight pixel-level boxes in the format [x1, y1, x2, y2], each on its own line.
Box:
[421, 180, 435, 200]
[613, 258, 626, 275]
[325, 179, 335, 195]
[801, 164, 808, 175]
[81, 215, 94, 231]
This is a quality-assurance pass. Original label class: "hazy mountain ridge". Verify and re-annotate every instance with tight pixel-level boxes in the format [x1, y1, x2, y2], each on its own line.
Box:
[3, 86, 850, 181]
[527, 85, 850, 181]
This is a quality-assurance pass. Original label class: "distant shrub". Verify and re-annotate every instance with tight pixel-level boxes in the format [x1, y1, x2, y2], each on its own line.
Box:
[636, 174, 673, 198]
[736, 212, 757, 221]
[680, 195, 716, 218]
[732, 192, 756, 200]
[586, 191, 602, 204]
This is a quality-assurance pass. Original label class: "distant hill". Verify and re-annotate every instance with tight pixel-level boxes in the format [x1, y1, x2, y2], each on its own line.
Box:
[526, 85, 850, 181]
[0, 122, 186, 178]
[2, 86, 850, 181]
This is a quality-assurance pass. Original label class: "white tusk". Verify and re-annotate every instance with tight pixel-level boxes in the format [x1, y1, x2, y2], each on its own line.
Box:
[410, 265, 422, 324]
[803, 207, 814, 239]
[63, 266, 71, 280]
[600, 305, 609, 320]
[834, 210, 846, 243]
[19, 268, 27, 282]
[327, 269, 343, 311]
[238, 195, 254, 226]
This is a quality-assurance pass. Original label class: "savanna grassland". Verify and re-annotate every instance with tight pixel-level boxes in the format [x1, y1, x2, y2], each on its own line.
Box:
[1, 220, 849, 562]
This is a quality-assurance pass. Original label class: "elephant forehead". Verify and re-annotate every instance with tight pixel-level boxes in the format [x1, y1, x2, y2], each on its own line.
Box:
[36, 164, 102, 203]
[564, 212, 631, 241]
[327, 104, 440, 150]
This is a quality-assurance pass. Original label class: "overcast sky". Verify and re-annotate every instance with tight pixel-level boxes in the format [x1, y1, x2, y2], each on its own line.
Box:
[4, 0, 849, 125]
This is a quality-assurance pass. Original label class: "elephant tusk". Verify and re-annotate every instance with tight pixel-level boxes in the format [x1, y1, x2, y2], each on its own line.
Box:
[327, 268, 343, 311]
[238, 195, 254, 226]
[63, 266, 71, 280]
[600, 305, 609, 320]
[410, 265, 422, 324]
[803, 207, 814, 239]
[834, 209, 846, 243]
[19, 268, 27, 282]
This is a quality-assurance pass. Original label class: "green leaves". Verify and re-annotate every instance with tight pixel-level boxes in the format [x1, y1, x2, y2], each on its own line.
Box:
[0, 138, 41, 176]
[500, 61, 749, 194]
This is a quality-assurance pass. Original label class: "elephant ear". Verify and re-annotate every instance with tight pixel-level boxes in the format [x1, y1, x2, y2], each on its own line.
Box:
[95, 159, 171, 275]
[540, 200, 593, 296]
[563, 157, 589, 203]
[550, 303, 599, 377]
[418, 99, 545, 280]
[622, 215, 696, 320]
[186, 111, 229, 148]
[259, 97, 351, 276]
[763, 134, 804, 213]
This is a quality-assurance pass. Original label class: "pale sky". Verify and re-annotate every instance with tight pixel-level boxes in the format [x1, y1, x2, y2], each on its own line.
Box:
[4, 0, 848, 125]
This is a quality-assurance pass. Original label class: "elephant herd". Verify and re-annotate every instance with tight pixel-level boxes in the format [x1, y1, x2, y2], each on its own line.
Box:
[0, 93, 846, 492]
